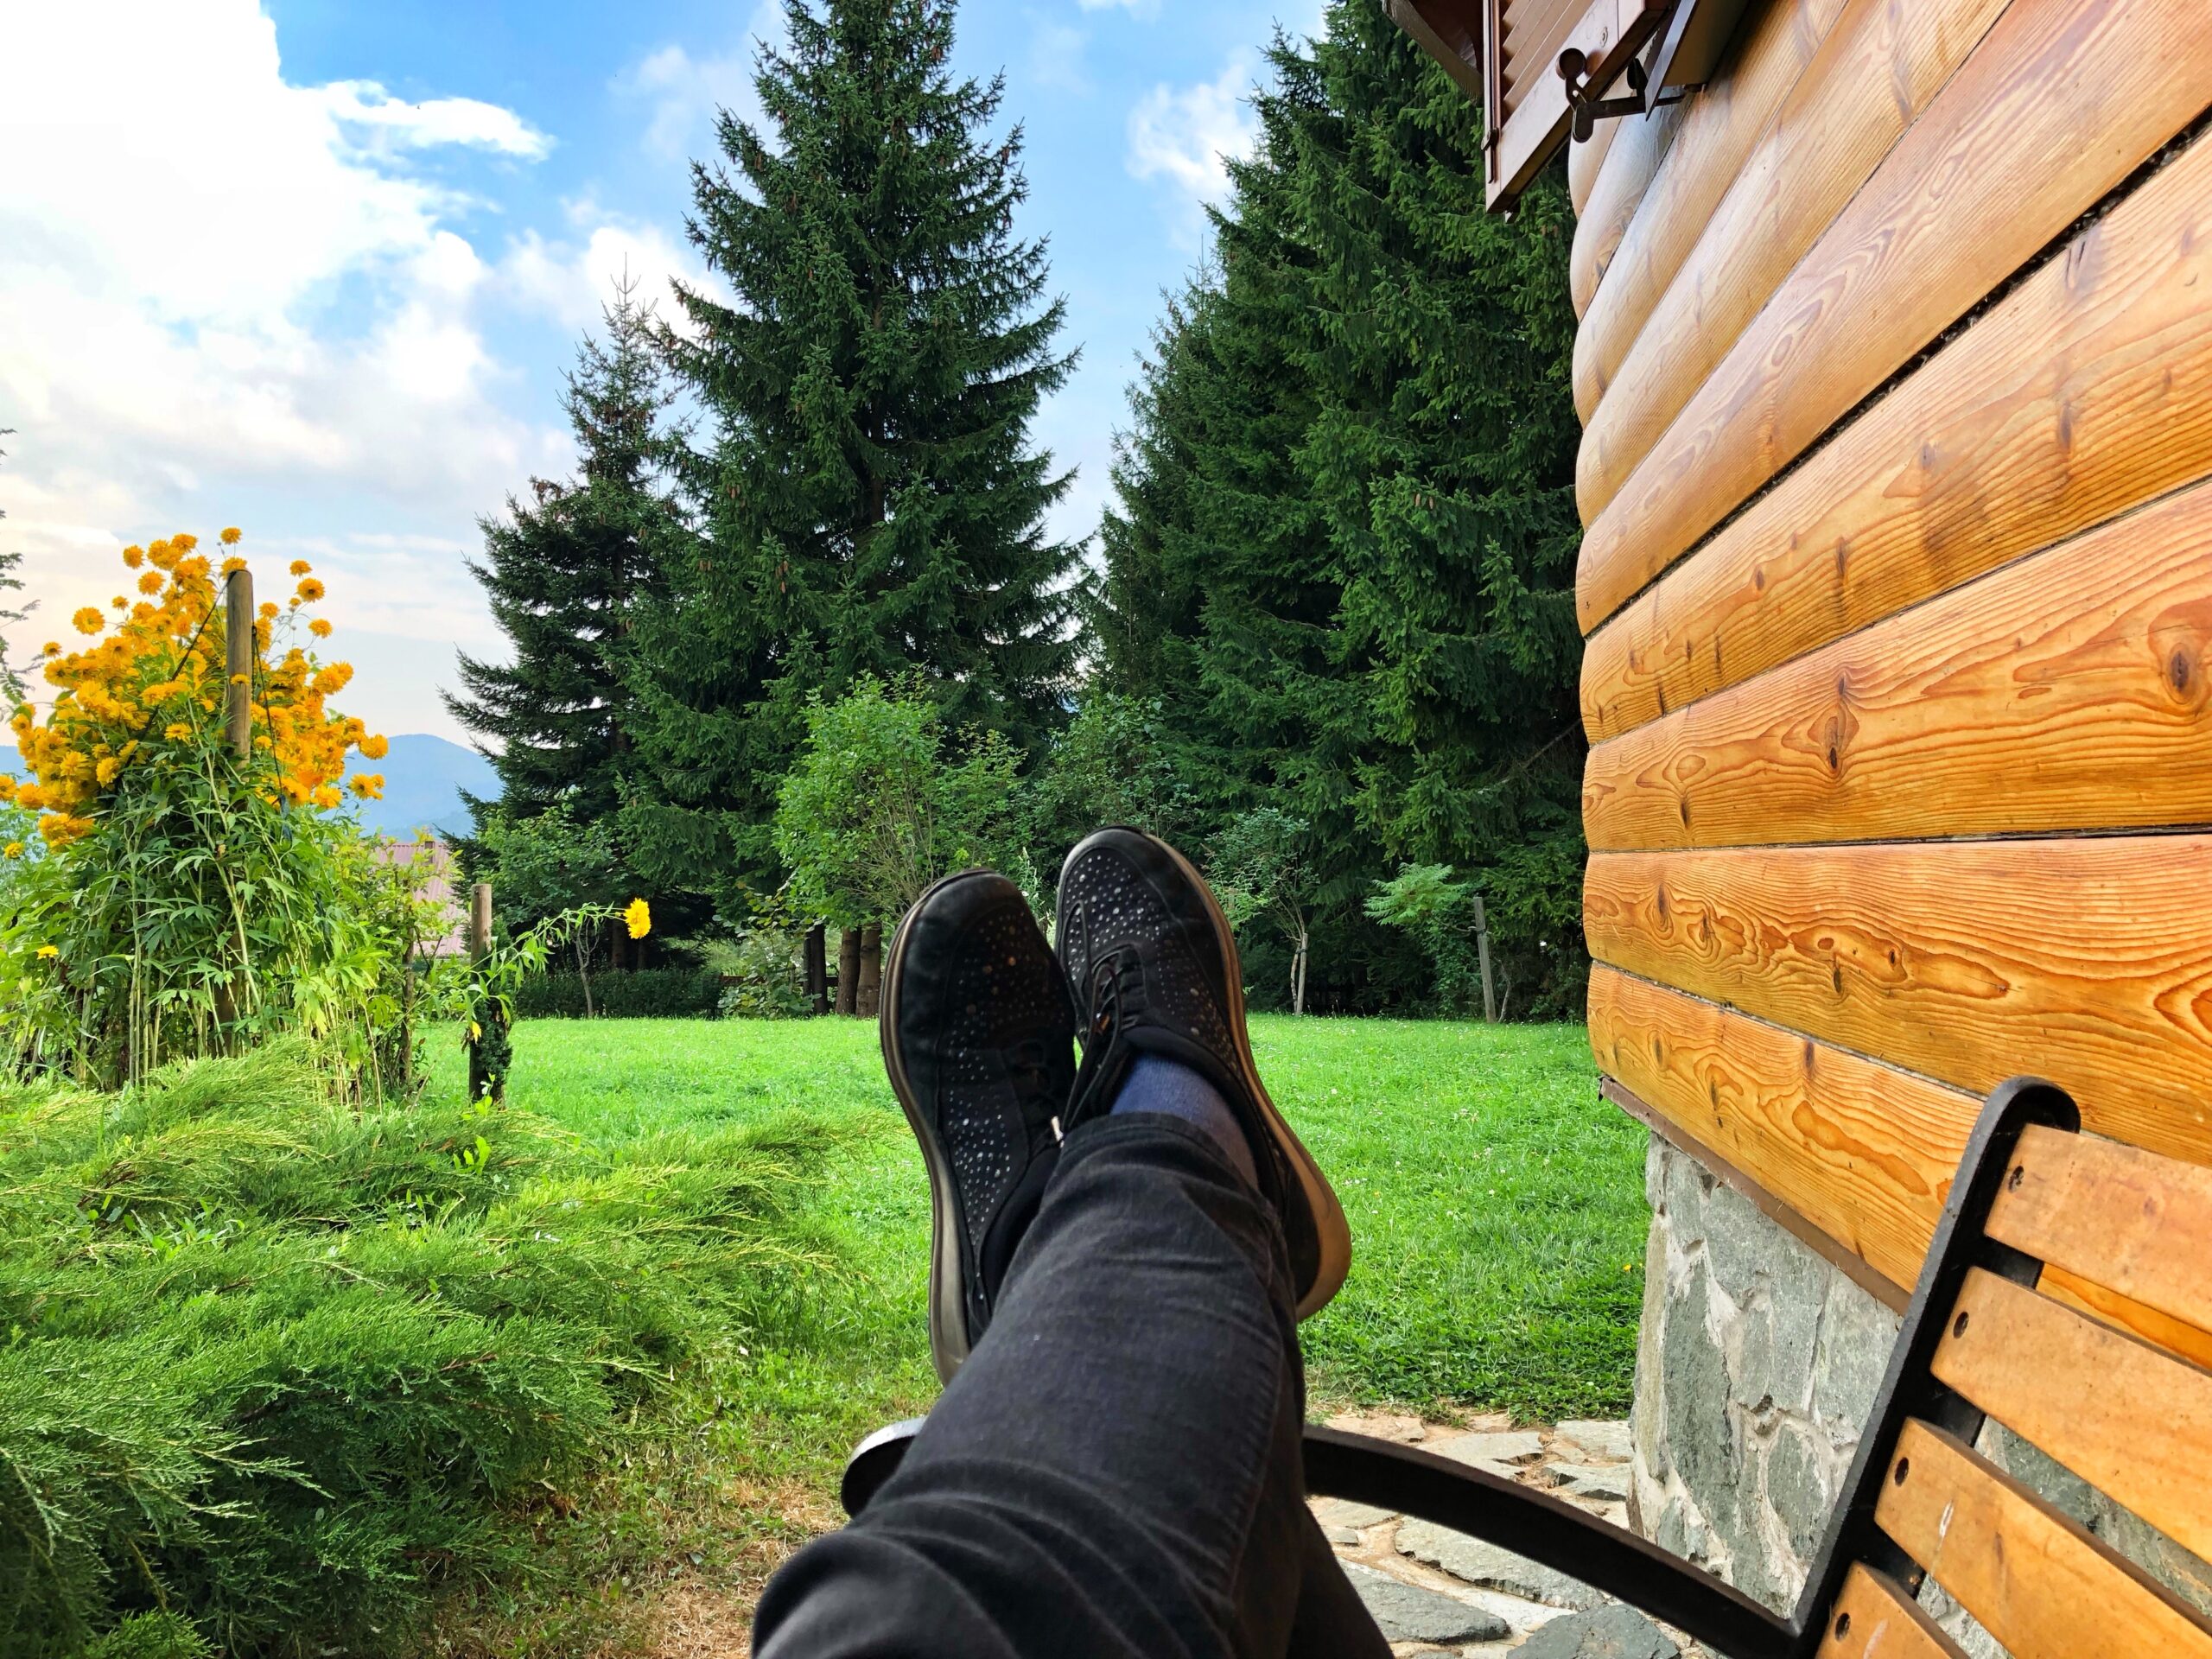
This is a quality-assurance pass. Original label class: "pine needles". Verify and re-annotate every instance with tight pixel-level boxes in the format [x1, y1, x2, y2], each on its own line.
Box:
[0, 1039, 836, 1657]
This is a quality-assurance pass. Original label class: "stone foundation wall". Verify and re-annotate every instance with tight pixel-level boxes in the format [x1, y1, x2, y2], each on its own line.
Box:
[1630, 1135, 2212, 1653]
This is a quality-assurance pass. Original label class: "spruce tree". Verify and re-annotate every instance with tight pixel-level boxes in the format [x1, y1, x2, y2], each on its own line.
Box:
[623, 0, 1083, 903]
[447, 278, 671, 830]
[1096, 3, 1586, 1014]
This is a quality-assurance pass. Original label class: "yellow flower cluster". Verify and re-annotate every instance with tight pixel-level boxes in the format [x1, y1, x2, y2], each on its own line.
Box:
[8, 531, 391, 846]
[624, 897, 652, 940]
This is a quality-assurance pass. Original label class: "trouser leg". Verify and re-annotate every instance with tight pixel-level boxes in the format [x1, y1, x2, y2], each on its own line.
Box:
[753, 1112, 1387, 1659]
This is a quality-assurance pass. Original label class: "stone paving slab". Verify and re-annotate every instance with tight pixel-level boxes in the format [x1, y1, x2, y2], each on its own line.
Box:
[1313, 1497, 1397, 1530]
[1555, 1421, 1635, 1463]
[1516, 1604, 1681, 1658]
[1341, 1562, 1510, 1644]
[1395, 1520, 1604, 1610]
[1545, 1461, 1631, 1502]
[1430, 1428, 1544, 1465]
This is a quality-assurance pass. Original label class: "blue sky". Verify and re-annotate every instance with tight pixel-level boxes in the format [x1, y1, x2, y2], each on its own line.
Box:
[0, 0, 1325, 743]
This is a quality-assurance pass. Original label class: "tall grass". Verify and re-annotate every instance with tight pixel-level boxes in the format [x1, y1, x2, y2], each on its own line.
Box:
[0, 1040, 841, 1658]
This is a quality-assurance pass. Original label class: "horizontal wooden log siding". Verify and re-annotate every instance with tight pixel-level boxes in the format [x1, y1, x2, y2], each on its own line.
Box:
[1567, 109, 1619, 216]
[1574, 0, 2010, 490]
[1572, 0, 1847, 418]
[1587, 966, 1972, 1292]
[1569, 99, 1683, 318]
[1574, 0, 2212, 634]
[1580, 124, 2212, 743]
[1583, 841, 2212, 1169]
[1581, 480, 2212, 850]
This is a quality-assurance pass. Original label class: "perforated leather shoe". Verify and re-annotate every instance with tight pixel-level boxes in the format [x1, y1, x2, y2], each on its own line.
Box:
[880, 870, 1077, 1382]
[1055, 827, 1351, 1319]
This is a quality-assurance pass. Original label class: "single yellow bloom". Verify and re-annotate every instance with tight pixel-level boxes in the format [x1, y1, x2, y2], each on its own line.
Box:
[111, 595, 127, 609]
[41, 641, 59, 657]
[35, 945, 58, 959]
[220, 526, 243, 545]
[230, 673, 249, 686]
[258, 601, 279, 620]
[163, 722, 191, 741]
[308, 618, 333, 639]
[289, 559, 312, 576]
[138, 571, 164, 595]
[624, 897, 652, 940]
[2, 842, 21, 859]
[220, 556, 245, 577]
[123, 544, 145, 569]
[296, 577, 326, 602]
[469, 1020, 482, 1041]
[94, 756, 121, 786]
[359, 732, 389, 760]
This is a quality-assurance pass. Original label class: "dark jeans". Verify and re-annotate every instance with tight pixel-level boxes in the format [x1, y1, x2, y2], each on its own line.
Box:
[753, 1112, 1390, 1659]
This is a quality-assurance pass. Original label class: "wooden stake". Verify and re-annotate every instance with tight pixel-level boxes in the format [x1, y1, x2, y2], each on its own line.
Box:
[470, 882, 493, 960]
[224, 567, 253, 760]
[1473, 893, 1497, 1025]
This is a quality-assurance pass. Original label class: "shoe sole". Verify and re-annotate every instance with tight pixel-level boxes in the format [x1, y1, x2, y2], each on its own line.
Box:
[1071, 829, 1354, 1320]
[878, 868, 995, 1385]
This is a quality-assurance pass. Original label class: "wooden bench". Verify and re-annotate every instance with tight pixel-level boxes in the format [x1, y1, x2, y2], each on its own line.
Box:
[843, 1077, 2212, 1656]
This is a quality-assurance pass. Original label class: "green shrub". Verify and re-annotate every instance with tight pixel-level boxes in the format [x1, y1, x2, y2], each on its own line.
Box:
[0, 1039, 833, 1656]
[509, 967, 722, 1020]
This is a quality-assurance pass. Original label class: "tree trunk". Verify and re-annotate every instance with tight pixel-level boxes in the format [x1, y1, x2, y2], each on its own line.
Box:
[855, 924, 883, 1018]
[611, 916, 626, 974]
[836, 927, 861, 1016]
[804, 922, 829, 1016]
[576, 935, 594, 1019]
[1291, 922, 1309, 1016]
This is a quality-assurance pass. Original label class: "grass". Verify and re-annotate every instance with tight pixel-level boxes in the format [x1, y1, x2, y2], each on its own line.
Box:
[211, 1013, 1645, 1659]
[429, 1014, 1646, 1422]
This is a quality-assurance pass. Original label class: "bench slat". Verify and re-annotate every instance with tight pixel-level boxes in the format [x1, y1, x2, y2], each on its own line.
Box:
[1931, 1268, 2212, 1565]
[2041, 1264, 2212, 1374]
[1875, 1421, 2212, 1659]
[1986, 1126, 2212, 1342]
[1815, 1562, 1967, 1658]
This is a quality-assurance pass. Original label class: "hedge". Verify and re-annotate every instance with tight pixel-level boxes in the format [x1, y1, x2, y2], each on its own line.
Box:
[510, 967, 722, 1020]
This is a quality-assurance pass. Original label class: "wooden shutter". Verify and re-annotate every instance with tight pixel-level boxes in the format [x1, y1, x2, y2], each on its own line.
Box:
[1388, 0, 1754, 211]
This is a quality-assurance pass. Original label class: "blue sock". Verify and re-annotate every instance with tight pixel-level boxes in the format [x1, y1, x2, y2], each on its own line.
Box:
[1111, 1053, 1257, 1187]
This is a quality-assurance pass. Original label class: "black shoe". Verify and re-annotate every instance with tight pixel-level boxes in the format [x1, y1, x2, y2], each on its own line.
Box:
[880, 869, 1077, 1382]
[1054, 827, 1351, 1319]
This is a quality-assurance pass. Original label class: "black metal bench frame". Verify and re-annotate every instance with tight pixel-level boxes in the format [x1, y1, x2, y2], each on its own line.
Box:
[841, 1076, 2082, 1659]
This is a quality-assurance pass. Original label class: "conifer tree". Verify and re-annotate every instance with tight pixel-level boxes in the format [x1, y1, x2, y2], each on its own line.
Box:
[622, 0, 1083, 902]
[1097, 3, 1586, 1014]
[447, 278, 671, 830]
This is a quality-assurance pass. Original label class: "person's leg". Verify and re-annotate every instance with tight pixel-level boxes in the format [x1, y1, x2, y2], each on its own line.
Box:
[753, 841, 1382, 1659]
[755, 1103, 1358, 1658]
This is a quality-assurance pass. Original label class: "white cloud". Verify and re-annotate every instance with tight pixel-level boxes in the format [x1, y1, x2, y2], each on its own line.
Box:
[1127, 51, 1262, 244]
[0, 0, 578, 734]
[499, 220, 711, 334]
[614, 3, 785, 162]
[315, 80, 553, 159]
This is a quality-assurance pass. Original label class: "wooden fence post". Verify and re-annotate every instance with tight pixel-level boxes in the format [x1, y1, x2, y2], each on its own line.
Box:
[836, 927, 860, 1016]
[1472, 893, 1497, 1026]
[467, 881, 506, 1103]
[224, 568, 253, 760]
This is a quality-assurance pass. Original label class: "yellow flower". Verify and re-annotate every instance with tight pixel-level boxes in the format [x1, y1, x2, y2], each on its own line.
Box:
[41, 642, 60, 657]
[220, 556, 245, 577]
[624, 898, 652, 940]
[308, 618, 333, 638]
[289, 559, 312, 576]
[258, 601, 279, 620]
[35, 945, 58, 959]
[359, 732, 389, 760]
[220, 526, 243, 545]
[296, 577, 326, 602]
[138, 570, 164, 594]
[229, 673, 249, 686]
[123, 545, 145, 569]
[72, 607, 105, 636]
[111, 595, 127, 609]
[163, 722, 191, 741]
[2, 842, 20, 859]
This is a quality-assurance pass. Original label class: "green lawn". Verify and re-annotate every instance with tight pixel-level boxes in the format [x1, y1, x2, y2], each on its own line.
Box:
[416, 1014, 1643, 1649]
[432, 1014, 1645, 1421]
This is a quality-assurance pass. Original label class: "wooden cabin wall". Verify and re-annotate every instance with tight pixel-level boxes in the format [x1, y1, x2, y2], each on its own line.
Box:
[1574, 0, 2212, 1301]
